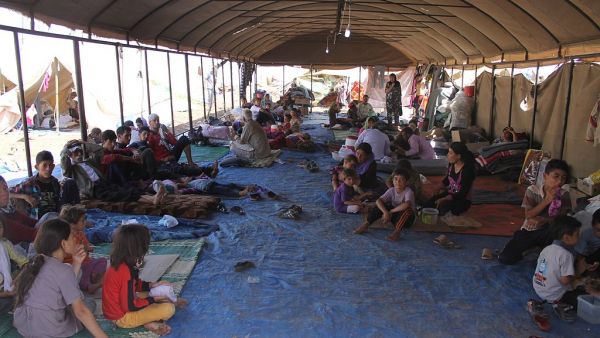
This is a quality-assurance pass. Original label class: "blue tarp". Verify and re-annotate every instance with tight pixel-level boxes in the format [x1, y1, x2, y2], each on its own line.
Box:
[167, 141, 600, 337]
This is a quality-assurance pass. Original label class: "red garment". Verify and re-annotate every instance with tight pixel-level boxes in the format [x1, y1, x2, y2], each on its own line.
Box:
[102, 262, 153, 320]
[0, 211, 37, 244]
[63, 229, 92, 265]
[101, 148, 133, 175]
[147, 130, 177, 161]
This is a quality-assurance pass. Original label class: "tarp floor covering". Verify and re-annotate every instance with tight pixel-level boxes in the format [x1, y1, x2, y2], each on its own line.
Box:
[165, 117, 600, 337]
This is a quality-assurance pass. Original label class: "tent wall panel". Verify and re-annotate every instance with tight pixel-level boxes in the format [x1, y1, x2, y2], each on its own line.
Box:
[492, 76, 511, 138]
[533, 65, 569, 159]
[508, 74, 534, 136]
[562, 64, 600, 177]
[474, 71, 492, 135]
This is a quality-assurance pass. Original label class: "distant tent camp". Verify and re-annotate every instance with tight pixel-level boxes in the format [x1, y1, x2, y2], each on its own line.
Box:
[0, 73, 15, 94]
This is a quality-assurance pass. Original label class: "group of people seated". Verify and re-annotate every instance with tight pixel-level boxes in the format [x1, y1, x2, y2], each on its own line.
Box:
[331, 137, 600, 324]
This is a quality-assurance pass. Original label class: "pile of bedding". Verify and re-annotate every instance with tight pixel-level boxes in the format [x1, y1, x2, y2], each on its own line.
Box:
[475, 139, 528, 174]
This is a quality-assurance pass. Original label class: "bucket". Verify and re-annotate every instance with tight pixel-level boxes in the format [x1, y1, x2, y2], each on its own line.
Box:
[345, 136, 358, 147]
[421, 208, 439, 225]
[463, 86, 475, 97]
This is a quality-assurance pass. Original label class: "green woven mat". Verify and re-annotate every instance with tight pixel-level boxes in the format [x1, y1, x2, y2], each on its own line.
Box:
[179, 145, 230, 164]
[0, 238, 206, 338]
[332, 129, 357, 141]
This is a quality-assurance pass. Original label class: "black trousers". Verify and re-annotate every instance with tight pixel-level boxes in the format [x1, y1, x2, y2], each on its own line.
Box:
[498, 225, 554, 265]
[171, 136, 191, 163]
[424, 192, 471, 216]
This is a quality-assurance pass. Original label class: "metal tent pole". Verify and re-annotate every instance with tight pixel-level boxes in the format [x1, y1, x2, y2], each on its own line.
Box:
[530, 62, 540, 148]
[212, 58, 217, 117]
[282, 65, 285, 96]
[13, 32, 32, 176]
[167, 52, 175, 134]
[489, 65, 496, 139]
[559, 59, 576, 160]
[310, 65, 313, 113]
[144, 49, 151, 115]
[473, 66, 478, 126]
[230, 61, 234, 110]
[221, 61, 226, 114]
[73, 40, 88, 141]
[200, 56, 206, 120]
[115, 46, 124, 125]
[358, 66, 362, 101]
[508, 64, 515, 127]
[185, 55, 193, 130]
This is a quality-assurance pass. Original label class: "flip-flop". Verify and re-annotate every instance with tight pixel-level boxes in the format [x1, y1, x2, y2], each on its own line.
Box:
[433, 235, 462, 249]
[230, 206, 246, 215]
[481, 248, 494, 260]
[267, 191, 279, 199]
[216, 203, 228, 213]
[249, 193, 262, 201]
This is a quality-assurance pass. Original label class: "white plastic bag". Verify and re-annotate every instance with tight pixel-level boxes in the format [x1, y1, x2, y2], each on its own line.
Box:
[158, 215, 178, 228]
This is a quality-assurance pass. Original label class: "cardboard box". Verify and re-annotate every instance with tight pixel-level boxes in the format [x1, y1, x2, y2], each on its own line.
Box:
[451, 130, 462, 142]
[577, 178, 600, 196]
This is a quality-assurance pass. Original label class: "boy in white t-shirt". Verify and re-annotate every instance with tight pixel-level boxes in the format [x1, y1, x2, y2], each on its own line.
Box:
[529, 216, 598, 323]
[353, 169, 415, 241]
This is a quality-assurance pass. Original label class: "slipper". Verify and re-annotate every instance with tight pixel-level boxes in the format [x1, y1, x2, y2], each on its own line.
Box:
[306, 160, 319, 172]
[249, 193, 262, 201]
[481, 248, 494, 260]
[216, 203, 228, 213]
[267, 191, 279, 199]
[230, 206, 246, 215]
[433, 235, 462, 249]
[234, 261, 256, 272]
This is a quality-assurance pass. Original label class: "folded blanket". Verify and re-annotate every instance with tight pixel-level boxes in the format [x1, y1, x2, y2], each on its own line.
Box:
[479, 139, 529, 158]
[476, 149, 526, 167]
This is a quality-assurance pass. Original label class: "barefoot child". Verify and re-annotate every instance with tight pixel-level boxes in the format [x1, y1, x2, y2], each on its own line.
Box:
[102, 224, 186, 336]
[333, 169, 368, 214]
[60, 205, 107, 294]
[354, 169, 416, 241]
[13, 219, 107, 337]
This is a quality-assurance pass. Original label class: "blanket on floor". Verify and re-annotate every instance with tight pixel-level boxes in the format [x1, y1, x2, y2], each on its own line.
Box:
[85, 208, 220, 244]
[180, 145, 231, 164]
[82, 194, 221, 219]
[0, 238, 205, 338]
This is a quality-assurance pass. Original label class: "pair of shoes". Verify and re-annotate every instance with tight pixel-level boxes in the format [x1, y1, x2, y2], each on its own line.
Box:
[553, 303, 576, 322]
[231, 206, 245, 215]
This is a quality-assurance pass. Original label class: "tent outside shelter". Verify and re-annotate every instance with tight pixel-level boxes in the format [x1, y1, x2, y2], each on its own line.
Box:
[0, 73, 15, 94]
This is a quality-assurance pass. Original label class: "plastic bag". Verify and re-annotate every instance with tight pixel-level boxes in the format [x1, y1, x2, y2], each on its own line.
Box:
[158, 215, 178, 228]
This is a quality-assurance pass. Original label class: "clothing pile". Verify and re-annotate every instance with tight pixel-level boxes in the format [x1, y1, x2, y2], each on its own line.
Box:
[475, 139, 529, 174]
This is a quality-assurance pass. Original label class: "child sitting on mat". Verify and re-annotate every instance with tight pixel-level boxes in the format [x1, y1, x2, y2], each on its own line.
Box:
[354, 169, 415, 241]
[529, 216, 598, 322]
[13, 219, 106, 337]
[385, 159, 423, 205]
[59, 205, 107, 294]
[102, 224, 186, 336]
[331, 155, 361, 191]
[333, 169, 369, 214]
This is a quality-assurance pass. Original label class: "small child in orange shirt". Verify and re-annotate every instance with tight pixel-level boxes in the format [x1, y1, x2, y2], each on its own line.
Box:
[60, 205, 107, 294]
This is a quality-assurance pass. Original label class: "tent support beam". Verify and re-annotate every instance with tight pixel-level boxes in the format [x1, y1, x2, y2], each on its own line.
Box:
[282, 66, 285, 96]
[530, 62, 540, 149]
[115, 46, 124, 126]
[200, 56, 206, 120]
[13, 31, 33, 177]
[144, 50, 152, 115]
[73, 40, 88, 142]
[254, 64, 258, 95]
[230, 61, 234, 111]
[212, 58, 217, 117]
[473, 66, 478, 126]
[185, 55, 193, 131]
[310, 65, 313, 113]
[167, 52, 175, 134]
[560, 59, 575, 160]
[489, 65, 496, 139]
[359, 66, 362, 101]
[222, 61, 226, 114]
[508, 64, 515, 127]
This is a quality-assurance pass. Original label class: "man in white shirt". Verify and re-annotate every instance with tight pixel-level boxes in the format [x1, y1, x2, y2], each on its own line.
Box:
[355, 117, 390, 161]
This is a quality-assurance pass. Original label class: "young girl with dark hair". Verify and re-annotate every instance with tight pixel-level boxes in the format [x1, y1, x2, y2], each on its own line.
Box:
[102, 224, 186, 336]
[12, 219, 106, 338]
[425, 142, 476, 215]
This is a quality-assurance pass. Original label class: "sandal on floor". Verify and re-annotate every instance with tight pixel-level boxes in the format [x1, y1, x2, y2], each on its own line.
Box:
[234, 261, 256, 272]
[481, 248, 495, 260]
[249, 193, 262, 201]
[553, 303, 576, 322]
[216, 203, 228, 213]
[230, 206, 246, 216]
[433, 234, 462, 249]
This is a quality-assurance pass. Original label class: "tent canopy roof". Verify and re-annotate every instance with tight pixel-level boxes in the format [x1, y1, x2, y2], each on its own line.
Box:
[2, 0, 600, 66]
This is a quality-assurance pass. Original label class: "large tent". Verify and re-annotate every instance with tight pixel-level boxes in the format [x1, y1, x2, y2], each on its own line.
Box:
[2, 1, 600, 66]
